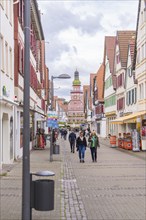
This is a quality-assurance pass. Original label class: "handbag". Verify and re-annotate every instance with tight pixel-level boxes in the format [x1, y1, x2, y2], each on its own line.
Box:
[87, 142, 91, 148]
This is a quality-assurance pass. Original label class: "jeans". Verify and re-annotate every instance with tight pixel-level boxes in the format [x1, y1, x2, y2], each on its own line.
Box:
[78, 145, 86, 160]
[90, 147, 97, 161]
[70, 141, 75, 152]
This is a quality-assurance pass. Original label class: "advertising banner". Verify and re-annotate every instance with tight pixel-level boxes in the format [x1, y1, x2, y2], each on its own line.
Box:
[47, 111, 58, 128]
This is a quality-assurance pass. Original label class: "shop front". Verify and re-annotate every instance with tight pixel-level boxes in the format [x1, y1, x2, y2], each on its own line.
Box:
[111, 111, 146, 151]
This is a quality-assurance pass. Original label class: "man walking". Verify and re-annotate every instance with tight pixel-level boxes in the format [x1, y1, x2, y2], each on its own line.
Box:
[68, 129, 76, 153]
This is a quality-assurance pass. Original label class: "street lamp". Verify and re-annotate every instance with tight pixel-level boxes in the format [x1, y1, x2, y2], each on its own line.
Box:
[50, 74, 71, 162]
[51, 74, 71, 111]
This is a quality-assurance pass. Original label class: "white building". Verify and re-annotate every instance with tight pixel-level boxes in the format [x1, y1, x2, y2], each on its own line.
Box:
[113, 31, 136, 135]
[134, 0, 146, 149]
[0, 0, 16, 170]
[124, 39, 137, 132]
[104, 36, 117, 136]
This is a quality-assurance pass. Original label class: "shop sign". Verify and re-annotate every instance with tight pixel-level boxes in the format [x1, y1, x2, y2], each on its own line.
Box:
[47, 111, 58, 128]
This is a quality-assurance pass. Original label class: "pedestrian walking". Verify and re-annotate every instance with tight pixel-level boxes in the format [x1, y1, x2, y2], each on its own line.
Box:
[76, 131, 87, 163]
[88, 131, 100, 162]
[63, 129, 67, 140]
[68, 129, 76, 153]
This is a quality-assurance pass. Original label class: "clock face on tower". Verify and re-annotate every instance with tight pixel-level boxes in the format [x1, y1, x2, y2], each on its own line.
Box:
[74, 95, 77, 99]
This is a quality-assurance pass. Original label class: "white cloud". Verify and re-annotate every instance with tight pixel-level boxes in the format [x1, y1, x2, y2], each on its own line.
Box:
[38, 0, 138, 101]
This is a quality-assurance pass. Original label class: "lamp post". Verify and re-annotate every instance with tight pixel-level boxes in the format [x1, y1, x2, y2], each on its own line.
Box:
[22, 0, 30, 219]
[50, 74, 71, 162]
[51, 74, 71, 111]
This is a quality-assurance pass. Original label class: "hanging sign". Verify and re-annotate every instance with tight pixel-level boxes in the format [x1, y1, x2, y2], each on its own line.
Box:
[47, 111, 58, 128]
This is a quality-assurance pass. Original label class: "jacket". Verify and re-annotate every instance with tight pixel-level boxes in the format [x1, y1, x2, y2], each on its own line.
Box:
[76, 136, 87, 148]
[69, 132, 76, 143]
[88, 136, 100, 148]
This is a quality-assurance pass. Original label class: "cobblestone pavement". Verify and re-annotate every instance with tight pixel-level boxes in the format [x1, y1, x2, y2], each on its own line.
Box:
[0, 137, 146, 220]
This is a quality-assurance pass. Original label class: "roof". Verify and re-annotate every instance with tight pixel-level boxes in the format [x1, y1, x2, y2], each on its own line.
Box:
[104, 36, 116, 74]
[128, 38, 135, 64]
[103, 36, 116, 89]
[90, 73, 96, 90]
[96, 63, 105, 102]
[117, 31, 136, 68]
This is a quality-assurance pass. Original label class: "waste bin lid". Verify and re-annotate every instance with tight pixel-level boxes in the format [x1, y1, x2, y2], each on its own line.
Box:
[33, 170, 55, 176]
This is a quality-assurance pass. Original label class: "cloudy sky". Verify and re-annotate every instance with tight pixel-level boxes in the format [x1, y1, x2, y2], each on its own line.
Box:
[38, 0, 138, 101]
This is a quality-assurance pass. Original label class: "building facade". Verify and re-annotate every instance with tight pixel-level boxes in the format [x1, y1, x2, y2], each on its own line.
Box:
[13, 0, 48, 159]
[0, 0, 16, 169]
[104, 36, 117, 137]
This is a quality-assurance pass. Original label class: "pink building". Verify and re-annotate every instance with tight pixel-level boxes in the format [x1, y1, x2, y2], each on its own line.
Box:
[67, 70, 85, 125]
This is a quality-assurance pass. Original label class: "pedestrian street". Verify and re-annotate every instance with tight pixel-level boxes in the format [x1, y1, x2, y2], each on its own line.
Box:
[0, 136, 146, 220]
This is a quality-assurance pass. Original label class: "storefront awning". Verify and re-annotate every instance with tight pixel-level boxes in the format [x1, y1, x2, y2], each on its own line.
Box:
[123, 111, 146, 123]
[110, 116, 127, 124]
[110, 111, 146, 124]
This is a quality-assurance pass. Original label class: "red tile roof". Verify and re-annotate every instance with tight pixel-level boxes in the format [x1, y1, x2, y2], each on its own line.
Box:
[96, 63, 105, 102]
[117, 31, 136, 68]
[104, 36, 116, 74]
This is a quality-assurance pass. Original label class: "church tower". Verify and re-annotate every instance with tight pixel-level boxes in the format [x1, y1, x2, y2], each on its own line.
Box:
[67, 70, 85, 125]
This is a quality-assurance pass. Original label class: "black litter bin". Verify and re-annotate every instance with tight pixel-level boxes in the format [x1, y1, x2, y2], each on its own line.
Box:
[53, 144, 60, 154]
[33, 179, 54, 211]
[31, 171, 55, 212]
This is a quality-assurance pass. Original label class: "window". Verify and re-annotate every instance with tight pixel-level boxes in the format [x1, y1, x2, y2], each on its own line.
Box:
[139, 83, 144, 99]
[131, 89, 134, 104]
[117, 97, 125, 110]
[18, 44, 24, 74]
[137, 48, 140, 64]
[5, 41, 8, 75]
[141, 11, 144, 24]
[134, 88, 137, 104]
[128, 68, 132, 77]
[126, 92, 129, 106]
[5, 0, 8, 17]
[9, 0, 12, 23]
[141, 44, 145, 60]
[9, 47, 12, 78]
[0, 35, 4, 71]
[116, 54, 120, 64]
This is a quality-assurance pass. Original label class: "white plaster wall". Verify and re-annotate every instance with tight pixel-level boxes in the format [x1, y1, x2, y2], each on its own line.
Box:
[135, 0, 146, 112]
[125, 48, 137, 113]
[100, 118, 106, 138]
[0, 3, 15, 167]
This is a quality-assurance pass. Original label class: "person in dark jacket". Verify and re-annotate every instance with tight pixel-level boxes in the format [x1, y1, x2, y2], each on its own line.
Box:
[68, 130, 76, 153]
[76, 131, 87, 163]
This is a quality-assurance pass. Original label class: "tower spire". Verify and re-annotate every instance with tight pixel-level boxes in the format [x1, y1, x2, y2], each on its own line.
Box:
[73, 69, 81, 85]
